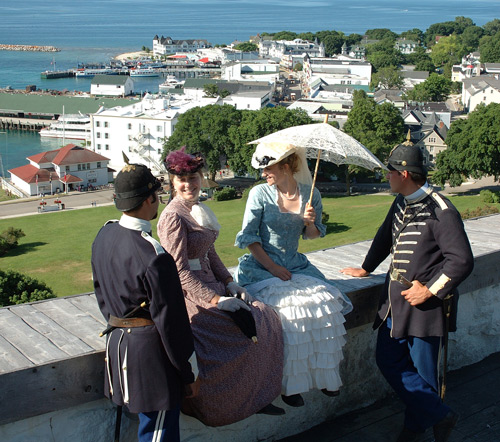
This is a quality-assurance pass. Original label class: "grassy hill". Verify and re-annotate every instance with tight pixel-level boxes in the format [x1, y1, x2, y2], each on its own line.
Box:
[0, 193, 495, 297]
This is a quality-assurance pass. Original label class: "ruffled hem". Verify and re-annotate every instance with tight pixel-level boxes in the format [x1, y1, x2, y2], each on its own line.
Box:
[254, 274, 347, 395]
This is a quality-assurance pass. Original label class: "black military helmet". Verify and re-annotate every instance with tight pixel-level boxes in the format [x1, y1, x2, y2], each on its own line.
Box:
[387, 132, 427, 176]
[114, 164, 161, 211]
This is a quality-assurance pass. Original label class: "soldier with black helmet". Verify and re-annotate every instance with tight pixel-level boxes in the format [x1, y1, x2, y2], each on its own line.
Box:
[341, 137, 474, 442]
[92, 164, 199, 442]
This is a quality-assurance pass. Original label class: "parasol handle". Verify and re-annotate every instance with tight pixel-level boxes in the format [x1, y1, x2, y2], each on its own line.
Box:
[306, 114, 329, 214]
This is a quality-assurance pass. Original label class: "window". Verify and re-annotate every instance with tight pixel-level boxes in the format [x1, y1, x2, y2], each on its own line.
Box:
[157, 137, 162, 143]
[157, 125, 162, 132]
[128, 123, 132, 130]
[96, 132, 101, 139]
[87, 163, 91, 169]
[97, 162, 101, 168]
[97, 144, 101, 150]
[96, 121, 100, 127]
[129, 146, 132, 152]
[104, 133, 109, 139]
[104, 121, 109, 128]
[78, 164, 82, 171]
[105, 144, 109, 150]
[65, 165, 70, 172]
[157, 149, 162, 154]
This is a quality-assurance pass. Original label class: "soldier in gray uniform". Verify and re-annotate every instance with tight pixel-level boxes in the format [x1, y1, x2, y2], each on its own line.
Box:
[341, 140, 474, 442]
[92, 164, 199, 442]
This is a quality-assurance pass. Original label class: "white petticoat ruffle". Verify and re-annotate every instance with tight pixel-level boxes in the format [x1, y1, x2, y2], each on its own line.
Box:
[250, 274, 347, 396]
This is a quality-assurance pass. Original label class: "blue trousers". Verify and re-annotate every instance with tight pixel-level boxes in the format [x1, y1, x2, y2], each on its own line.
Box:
[138, 406, 180, 442]
[376, 320, 450, 433]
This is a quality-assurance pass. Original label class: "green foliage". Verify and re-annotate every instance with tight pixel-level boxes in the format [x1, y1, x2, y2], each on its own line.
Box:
[425, 16, 475, 46]
[430, 35, 462, 67]
[399, 28, 424, 43]
[213, 186, 238, 201]
[479, 32, 500, 63]
[434, 103, 500, 187]
[163, 104, 242, 178]
[365, 28, 398, 41]
[483, 19, 500, 36]
[226, 107, 312, 176]
[0, 227, 25, 256]
[293, 62, 303, 72]
[370, 66, 404, 90]
[0, 269, 56, 307]
[321, 211, 330, 224]
[344, 90, 404, 163]
[460, 205, 499, 220]
[234, 42, 258, 52]
[203, 83, 219, 97]
[272, 31, 298, 41]
[480, 189, 500, 204]
[404, 73, 451, 102]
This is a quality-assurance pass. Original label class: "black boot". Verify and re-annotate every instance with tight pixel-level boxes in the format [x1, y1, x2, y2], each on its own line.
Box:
[256, 403, 286, 416]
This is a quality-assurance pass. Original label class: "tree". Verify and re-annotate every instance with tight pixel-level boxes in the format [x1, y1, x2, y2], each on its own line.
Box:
[425, 17, 475, 46]
[322, 33, 344, 57]
[202, 83, 230, 98]
[234, 42, 258, 52]
[479, 32, 500, 63]
[483, 19, 500, 36]
[404, 73, 451, 102]
[0, 269, 56, 307]
[163, 104, 242, 179]
[293, 62, 303, 72]
[227, 107, 312, 176]
[0, 227, 25, 256]
[433, 103, 500, 187]
[430, 35, 462, 67]
[400, 28, 424, 43]
[370, 66, 404, 90]
[459, 26, 484, 53]
[343, 90, 404, 193]
[272, 31, 298, 41]
[365, 28, 398, 41]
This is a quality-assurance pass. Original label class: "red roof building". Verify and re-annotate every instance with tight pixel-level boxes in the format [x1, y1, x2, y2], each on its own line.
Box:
[8, 144, 111, 196]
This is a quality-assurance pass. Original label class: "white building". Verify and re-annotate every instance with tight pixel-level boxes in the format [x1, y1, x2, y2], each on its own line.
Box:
[90, 94, 222, 174]
[395, 39, 419, 54]
[259, 38, 325, 61]
[221, 60, 280, 84]
[462, 77, 500, 112]
[197, 47, 259, 64]
[90, 75, 134, 97]
[8, 144, 110, 196]
[153, 35, 211, 56]
[451, 53, 482, 82]
[302, 55, 372, 98]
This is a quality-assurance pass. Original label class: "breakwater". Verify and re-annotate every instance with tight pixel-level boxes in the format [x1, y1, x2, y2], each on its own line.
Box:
[0, 44, 60, 52]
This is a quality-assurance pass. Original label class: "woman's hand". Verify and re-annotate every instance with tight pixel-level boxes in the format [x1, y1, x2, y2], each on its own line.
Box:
[270, 263, 292, 281]
[303, 203, 316, 225]
[227, 281, 254, 304]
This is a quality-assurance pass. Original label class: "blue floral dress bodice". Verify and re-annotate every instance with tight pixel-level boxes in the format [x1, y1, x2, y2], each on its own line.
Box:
[234, 183, 326, 286]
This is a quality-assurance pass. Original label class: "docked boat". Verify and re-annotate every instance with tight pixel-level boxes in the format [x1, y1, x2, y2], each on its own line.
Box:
[130, 68, 160, 77]
[75, 68, 118, 77]
[159, 75, 185, 92]
[39, 113, 91, 141]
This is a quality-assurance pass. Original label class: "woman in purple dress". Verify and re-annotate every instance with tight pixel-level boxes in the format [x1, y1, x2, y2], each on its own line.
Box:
[157, 148, 284, 427]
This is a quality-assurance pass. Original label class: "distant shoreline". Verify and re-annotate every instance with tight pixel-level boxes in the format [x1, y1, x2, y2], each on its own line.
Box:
[0, 44, 60, 52]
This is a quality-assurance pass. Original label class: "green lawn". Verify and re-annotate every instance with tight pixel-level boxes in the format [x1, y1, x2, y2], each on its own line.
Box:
[0, 193, 496, 297]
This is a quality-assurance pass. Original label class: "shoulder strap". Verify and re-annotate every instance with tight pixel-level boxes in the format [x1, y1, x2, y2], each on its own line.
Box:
[140, 231, 165, 255]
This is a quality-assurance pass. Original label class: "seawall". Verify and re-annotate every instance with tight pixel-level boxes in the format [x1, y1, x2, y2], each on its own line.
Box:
[0, 44, 60, 52]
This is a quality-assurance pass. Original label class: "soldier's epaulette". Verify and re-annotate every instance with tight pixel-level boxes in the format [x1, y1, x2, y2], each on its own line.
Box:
[141, 231, 165, 256]
[104, 219, 119, 226]
[430, 192, 449, 211]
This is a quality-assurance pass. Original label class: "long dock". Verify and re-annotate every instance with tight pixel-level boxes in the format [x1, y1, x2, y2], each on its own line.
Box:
[40, 67, 220, 79]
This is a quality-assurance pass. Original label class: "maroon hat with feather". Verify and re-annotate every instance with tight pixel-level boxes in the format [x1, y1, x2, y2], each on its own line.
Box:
[165, 147, 205, 175]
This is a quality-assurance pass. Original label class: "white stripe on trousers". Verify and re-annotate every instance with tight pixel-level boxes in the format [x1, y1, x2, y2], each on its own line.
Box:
[152, 410, 166, 442]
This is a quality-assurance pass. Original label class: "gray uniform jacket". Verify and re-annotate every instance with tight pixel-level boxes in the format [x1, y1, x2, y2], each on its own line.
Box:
[362, 187, 474, 339]
[92, 221, 195, 413]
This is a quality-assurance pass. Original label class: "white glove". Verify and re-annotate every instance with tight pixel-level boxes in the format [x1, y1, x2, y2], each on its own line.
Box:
[226, 281, 255, 304]
[217, 296, 251, 312]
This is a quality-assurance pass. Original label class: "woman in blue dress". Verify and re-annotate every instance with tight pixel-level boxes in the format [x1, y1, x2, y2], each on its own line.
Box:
[234, 142, 352, 407]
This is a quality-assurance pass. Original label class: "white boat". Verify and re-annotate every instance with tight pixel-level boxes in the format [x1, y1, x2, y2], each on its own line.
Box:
[130, 68, 160, 77]
[159, 75, 185, 92]
[39, 113, 91, 141]
[75, 68, 117, 77]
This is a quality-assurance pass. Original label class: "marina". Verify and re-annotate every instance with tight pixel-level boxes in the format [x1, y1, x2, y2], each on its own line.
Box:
[39, 113, 91, 141]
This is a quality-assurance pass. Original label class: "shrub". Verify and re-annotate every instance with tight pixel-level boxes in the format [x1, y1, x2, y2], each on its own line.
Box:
[0, 269, 56, 307]
[479, 189, 500, 204]
[0, 227, 25, 256]
[322, 211, 330, 224]
[460, 205, 499, 220]
[213, 186, 238, 201]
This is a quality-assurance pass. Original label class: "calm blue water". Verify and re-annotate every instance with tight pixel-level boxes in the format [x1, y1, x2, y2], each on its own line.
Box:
[0, 0, 498, 173]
